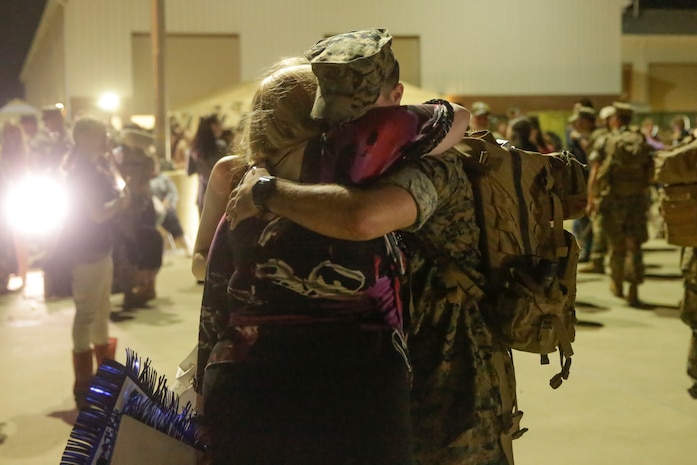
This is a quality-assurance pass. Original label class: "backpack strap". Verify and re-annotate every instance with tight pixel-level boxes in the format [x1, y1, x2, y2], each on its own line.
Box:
[492, 348, 527, 465]
[550, 192, 568, 258]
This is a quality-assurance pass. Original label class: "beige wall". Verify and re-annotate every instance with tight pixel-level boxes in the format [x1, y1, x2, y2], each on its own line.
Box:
[131, 34, 241, 115]
[22, 5, 65, 109]
[648, 64, 697, 112]
[22, 0, 629, 119]
[391, 36, 421, 87]
[622, 35, 697, 111]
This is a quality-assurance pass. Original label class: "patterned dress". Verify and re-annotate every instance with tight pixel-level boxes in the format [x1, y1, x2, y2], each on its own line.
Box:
[382, 149, 516, 465]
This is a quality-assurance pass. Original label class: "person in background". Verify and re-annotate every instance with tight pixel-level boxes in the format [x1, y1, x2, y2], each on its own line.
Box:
[33, 106, 72, 173]
[671, 115, 691, 146]
[506, 115, 538, 152]
[169, 120, 191, 170]
[529, 115, 555, 153]
[567, 106, 596, 164]
[567, 106, 597, 262]
[150, 157, 190, 255]
[469, 101, 491, 132]
[1, 122, 31, 288]
[586, 102, 653, 306]
[59, 117, 130, 409]
[187, 114, 228, 215]
[579, 105, 616, 274]
[641, 117, 666, 151]
[19, 114, 39, 150]
[0, 160, 14, 293]
[112, 127, 163, 308]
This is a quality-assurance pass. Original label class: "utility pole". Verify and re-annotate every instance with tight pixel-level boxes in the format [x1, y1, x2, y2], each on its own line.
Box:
[151, 0, 170, 161]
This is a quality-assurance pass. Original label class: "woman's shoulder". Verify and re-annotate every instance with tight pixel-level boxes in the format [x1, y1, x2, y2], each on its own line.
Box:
[210, 155, 249, 193]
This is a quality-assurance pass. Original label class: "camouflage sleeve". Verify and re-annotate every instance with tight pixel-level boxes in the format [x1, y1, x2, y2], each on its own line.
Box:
[377, 165, 438, 231]
[379, 149, 473, 232]
[588, 134, 607, 163]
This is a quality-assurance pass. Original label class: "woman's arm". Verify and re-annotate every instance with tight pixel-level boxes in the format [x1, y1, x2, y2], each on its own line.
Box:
[427, 103, 470, 155]
[192, 155, 248, 280]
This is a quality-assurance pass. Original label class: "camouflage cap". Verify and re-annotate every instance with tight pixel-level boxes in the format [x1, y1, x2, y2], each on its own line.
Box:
[304, 28, 396, 125]
[598, 105, 616, 120]
[471, 101, 490, 116]
[568, 105, 596, 123]
[612, 101, 634, 116]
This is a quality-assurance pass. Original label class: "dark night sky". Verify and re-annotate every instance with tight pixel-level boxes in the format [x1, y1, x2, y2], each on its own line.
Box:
[0, 0, 695, 108]
[0, 0, 47, 107]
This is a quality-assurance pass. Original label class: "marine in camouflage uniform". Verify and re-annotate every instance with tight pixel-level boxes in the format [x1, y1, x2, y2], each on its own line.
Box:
[587, 102, 653, 306]
[302, 28, 516, 465]
[579, 114, 613, 274]
[381, 150, 516, 465]
[680, 247, 697, 398]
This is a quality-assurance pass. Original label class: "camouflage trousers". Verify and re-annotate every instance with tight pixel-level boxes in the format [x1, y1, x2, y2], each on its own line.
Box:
[598, 195, 649, 284]
[408, 287, 514, 465]
[680, 248, 697, 381]
[589, 211, 607, 262]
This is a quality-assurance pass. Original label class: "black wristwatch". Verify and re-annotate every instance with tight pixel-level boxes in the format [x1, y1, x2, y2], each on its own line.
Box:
[251, 175, 277, 213]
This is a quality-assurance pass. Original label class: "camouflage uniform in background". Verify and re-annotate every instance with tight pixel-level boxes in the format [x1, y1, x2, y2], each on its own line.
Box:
[586, 126, 609, 269]
[589, 125, 653, 303]
[382, 149, 516, 465]
[680, 247, 697, 398]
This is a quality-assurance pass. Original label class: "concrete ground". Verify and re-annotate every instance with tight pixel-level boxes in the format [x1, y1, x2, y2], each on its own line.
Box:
[0, 240, 695, 465]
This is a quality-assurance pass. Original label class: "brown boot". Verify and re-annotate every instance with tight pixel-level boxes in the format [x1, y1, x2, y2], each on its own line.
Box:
[144, 270, 157, 301]
[578, 258, 604, 274]
[94, 337, 118, 367]
[124, 270, 151, 308]
[72, 350, 94, 410]
[610, 280, 623, 298]
[627, 283, 639, 307]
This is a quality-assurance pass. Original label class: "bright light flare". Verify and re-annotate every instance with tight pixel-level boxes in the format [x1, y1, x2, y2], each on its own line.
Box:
[5, 176, 69, 235]
[98, 92, 120, 112]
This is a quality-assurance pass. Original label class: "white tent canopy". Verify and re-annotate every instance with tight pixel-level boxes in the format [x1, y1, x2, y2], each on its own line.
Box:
[0, 99, 40, 124]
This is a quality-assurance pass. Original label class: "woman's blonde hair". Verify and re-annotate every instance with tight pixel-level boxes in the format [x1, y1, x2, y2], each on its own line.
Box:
[241, 57, 323, 166]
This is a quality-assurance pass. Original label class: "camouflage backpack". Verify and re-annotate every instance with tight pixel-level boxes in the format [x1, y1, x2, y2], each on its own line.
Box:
[454, 131, 587, 388]
[596, 128, 653, 197]
[654, 135, 697, 247]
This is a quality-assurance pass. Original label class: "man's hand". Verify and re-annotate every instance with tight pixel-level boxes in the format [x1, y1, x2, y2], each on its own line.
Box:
[226, 166, 269, 229]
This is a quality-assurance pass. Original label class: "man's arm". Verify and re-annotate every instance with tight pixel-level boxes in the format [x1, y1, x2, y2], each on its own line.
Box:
[227, 167, 418, 241]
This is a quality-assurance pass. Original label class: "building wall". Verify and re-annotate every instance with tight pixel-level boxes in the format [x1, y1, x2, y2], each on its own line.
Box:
[23, 0, 632, 118]
[622, 35, 697, 111]
[22, 4, 65, 108]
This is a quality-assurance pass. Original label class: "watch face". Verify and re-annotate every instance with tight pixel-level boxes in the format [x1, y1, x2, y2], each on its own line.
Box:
[253, 176, 276, 212]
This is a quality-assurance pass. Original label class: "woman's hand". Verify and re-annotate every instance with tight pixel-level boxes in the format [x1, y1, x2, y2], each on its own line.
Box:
[226, 166, 269, 229]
